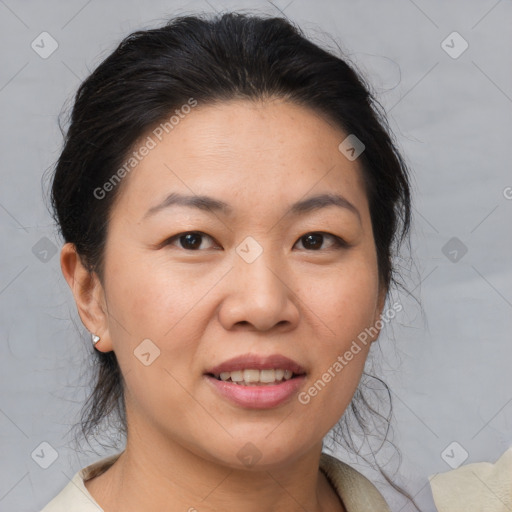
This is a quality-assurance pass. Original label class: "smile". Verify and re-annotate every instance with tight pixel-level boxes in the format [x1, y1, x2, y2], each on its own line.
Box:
[210, 368, 298, 385]
[204, 372, 306, 409]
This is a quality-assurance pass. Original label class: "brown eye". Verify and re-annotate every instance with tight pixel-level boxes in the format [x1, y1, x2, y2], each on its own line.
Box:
[295, 232, 348, 251]
[164, 231, 217, 250]
[162, 231, 348, 252]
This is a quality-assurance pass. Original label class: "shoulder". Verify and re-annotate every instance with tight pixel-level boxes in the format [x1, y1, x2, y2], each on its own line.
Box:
[39, 452, 123, 512]
[319, 452, 391, 512]
[429, 446, 512, 512]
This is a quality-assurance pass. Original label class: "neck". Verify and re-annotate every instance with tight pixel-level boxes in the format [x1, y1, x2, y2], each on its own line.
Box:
[86, 434, 343, 511]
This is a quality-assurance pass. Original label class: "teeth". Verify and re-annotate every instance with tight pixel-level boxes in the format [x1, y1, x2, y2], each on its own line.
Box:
[213, 369, 297, 385]
[243, 369, 260, 383]
[230, 370, 243, 382]
[259, 369, 275, 383]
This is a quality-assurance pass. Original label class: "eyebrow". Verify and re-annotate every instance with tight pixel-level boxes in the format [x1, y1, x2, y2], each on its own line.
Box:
[143, 191, 361, 223]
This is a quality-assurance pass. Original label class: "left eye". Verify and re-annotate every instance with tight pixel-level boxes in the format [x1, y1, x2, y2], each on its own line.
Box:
[162, 231, 348, 251]
[294, 232, 348, 251]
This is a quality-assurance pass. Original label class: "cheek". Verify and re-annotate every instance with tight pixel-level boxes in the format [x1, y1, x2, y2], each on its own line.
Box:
[106, 252, 199, 335]
[299, 256, 379, 410]
[308, 255, 380, 340]
[104, 255, 205, 423]
[104, 251, 219, 389]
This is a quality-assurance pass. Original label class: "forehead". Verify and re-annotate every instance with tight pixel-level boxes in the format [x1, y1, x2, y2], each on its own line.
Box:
[111, 99, 369, 222]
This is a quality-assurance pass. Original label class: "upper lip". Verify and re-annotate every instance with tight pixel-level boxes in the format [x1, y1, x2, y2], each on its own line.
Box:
[205, 354, 307, 375]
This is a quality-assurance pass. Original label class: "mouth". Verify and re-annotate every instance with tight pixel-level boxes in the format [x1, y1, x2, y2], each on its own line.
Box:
[206, 368, 306, 386]
[203, 354, 307, 409]
[204, 353, 307, 385]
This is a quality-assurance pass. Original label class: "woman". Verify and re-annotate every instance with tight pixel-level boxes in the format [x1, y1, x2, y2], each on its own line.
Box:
[41, 11, 421, 511]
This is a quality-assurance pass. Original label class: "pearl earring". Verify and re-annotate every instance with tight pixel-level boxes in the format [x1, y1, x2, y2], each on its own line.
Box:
[92, 334, 100, 345]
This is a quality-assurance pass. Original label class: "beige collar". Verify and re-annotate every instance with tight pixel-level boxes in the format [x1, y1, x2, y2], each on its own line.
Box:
[42, 450, 391, 511]
[429, 446, 512, 511]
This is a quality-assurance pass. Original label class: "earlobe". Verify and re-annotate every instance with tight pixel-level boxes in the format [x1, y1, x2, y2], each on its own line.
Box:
[60, 243, 113, 352]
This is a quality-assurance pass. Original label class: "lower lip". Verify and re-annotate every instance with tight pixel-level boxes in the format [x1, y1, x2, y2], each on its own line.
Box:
[205, 375, 306, 409]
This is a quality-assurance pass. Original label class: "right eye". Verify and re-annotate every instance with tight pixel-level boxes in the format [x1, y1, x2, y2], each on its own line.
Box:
[162, 231, 220, 251]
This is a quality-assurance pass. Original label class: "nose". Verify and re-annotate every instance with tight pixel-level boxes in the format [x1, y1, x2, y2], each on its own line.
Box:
[217, 250, 300, 332]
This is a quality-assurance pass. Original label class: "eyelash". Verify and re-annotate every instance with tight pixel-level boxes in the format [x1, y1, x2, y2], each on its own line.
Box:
[161, 231, 349, 252]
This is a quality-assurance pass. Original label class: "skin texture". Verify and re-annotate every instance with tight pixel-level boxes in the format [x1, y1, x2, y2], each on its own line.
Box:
[61, 98, 386, 512]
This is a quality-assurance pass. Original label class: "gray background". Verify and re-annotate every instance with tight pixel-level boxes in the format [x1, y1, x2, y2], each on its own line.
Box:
[0, 1, 511, 511]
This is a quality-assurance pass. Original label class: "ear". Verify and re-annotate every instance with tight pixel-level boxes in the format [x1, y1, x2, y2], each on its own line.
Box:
[60, 242, 113, 352]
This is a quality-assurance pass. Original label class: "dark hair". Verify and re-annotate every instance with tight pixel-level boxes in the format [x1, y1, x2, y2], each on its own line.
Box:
[46, 10, 419, 510]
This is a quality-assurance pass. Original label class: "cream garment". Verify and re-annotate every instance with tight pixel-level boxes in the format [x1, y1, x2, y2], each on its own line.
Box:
[429, 445, 512, 512]
[40, 451, 391, 512]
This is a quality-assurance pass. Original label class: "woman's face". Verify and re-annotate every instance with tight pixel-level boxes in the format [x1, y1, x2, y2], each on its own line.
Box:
[85, 98, 385, 468]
